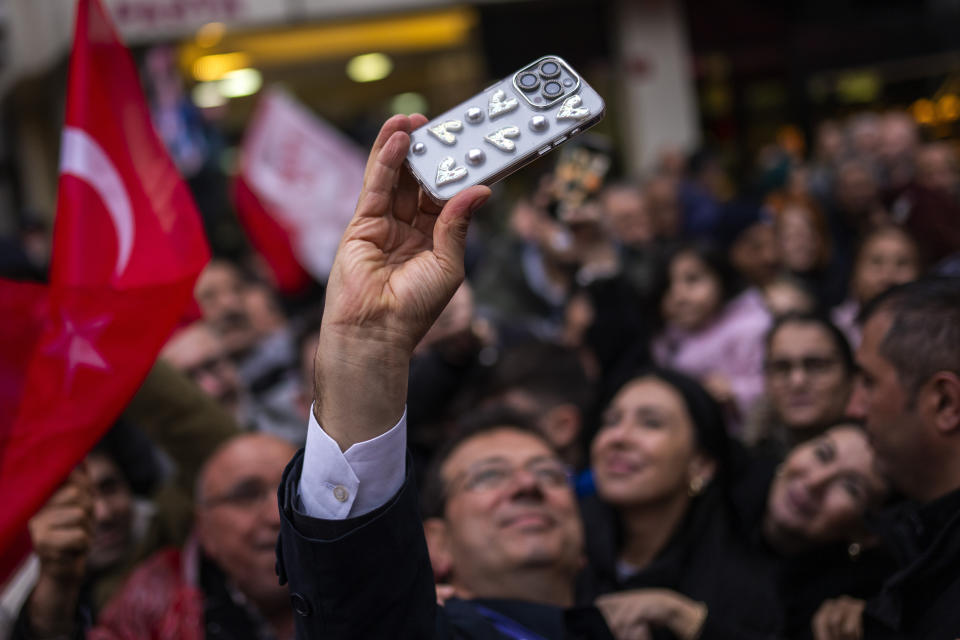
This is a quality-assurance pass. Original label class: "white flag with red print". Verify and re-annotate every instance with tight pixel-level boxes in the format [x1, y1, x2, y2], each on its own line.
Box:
[234, 88, 365, 291]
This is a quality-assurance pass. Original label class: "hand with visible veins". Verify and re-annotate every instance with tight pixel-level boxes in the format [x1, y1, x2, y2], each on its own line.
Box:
[313, 114, 491, 450]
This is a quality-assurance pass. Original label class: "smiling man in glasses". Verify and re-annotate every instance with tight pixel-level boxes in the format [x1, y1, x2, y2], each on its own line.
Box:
[418, 409, 587, 616]
[87, 433, 298, 639]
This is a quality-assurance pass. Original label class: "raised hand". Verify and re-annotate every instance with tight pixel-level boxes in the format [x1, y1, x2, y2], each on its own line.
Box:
[315, 114, 491, 448]
[26, 465, 94, 637]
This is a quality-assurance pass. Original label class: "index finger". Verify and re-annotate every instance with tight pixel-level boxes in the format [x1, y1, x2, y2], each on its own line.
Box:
[363, 115, 414, 190]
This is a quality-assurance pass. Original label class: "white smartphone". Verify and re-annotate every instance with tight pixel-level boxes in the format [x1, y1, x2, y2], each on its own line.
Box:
[405, 55, 606, 204]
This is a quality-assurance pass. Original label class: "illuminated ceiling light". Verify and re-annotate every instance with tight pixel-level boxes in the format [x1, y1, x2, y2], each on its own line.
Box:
[911, 98, 936, 126]
[389, 92, 428, 115]
[196, 22, 226, 48]
[346, 53, 393, 83]
[835, 71, 880, 104]
[193, 51, 251, 82]
[218, 68, 263, 98]
[192, 82, 227, 108]
[936, 94, 960, 122]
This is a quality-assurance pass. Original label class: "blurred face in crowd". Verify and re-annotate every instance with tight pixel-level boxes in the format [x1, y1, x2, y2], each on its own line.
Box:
[766, 322, 852, 430]
[765, 425, 887, 549]
[244, 283, 286, 337]
[592, 377, 714, 509]
[662, 251, 723, 331]
[878, 113, 918, 163]
[85, 452, 134, 570]
[916, 143, 959, 195]
[425, 428, 584, 598]
[835, 162, 877, 218]
[194, 261, 257, 355]
[815, 121, 845, 164]
[645, 176, 680, 239]
[161, 322, 243, 416]
[850, 114, 881, 158]
[602, 185, 654, 247]
[763, 279, 816, 318]
[196, 434, 295, 609]
[778, 204, 822, 273]
[730, 223, 779, 287]
[851, 228, 919, 305]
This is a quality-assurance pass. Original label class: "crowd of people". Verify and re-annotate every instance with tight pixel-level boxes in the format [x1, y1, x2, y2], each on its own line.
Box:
[2, 103, 959, 640]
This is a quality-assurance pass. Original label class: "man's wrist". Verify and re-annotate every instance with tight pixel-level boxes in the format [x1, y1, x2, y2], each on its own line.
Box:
[314, 327, 411, 450]
[27, 575, 81, 638]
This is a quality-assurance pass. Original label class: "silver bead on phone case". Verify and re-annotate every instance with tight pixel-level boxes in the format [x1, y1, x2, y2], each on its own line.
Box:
[405, 55, 605, 204]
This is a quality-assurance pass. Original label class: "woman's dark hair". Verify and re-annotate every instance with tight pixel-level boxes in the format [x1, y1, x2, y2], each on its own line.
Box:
[651, 241, 738, 331]
[596, 365, 730, 472]
[764, 312, 855, 376]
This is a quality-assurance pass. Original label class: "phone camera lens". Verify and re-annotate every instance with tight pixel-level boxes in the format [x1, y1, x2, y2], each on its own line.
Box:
[518, 72, 540, 92]
[538, 60, 561, 79]
[542, 80, 563, 99]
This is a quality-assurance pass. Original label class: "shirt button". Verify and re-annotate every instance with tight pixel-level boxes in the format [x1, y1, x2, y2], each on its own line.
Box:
[333, 485, 349, 502]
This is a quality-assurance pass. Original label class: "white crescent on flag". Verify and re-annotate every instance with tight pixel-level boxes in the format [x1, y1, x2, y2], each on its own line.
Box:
[59, 126, 135, 277]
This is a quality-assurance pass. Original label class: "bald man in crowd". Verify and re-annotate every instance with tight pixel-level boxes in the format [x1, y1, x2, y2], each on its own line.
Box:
[89, 433, 296, 639]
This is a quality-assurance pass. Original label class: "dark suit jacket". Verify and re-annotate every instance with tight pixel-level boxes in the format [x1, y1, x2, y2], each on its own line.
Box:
[276, 450, 615, 639]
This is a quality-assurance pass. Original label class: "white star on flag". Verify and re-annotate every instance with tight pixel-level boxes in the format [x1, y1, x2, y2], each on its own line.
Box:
[44, 311, 112, 389]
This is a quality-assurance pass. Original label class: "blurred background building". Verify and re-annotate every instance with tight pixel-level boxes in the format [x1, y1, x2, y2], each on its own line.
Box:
[0, 0, 958, 243]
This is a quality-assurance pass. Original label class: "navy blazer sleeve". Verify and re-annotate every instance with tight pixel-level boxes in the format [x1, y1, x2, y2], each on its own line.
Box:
[276, 449, 438, 639]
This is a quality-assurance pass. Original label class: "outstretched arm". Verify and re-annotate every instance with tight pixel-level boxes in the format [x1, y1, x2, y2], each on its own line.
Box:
[313, 113, 490, 451]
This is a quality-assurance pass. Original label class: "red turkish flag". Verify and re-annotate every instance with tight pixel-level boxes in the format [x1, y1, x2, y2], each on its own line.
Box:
[0, 0, 209, 580]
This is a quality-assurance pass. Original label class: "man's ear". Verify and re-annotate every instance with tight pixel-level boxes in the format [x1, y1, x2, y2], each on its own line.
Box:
[924, 372, 960, 436]
[540, 404, 582, 452]
[423, 518, 453, 582]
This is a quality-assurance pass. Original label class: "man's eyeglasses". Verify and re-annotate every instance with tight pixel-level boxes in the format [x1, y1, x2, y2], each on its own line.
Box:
[765, 355, 840, 380]
[447, 458, 573, 496]
[201, 478, 275, 509]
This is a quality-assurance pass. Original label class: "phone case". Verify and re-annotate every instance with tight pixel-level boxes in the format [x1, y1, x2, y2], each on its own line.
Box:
[405, 55, 606, 204]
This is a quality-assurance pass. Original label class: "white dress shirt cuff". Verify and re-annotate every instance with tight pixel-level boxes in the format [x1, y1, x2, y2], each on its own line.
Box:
[298, 404, 407, 519]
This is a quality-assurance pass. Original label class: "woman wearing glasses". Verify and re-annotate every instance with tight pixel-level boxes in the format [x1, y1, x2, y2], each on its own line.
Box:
[746, 313, 855, 458]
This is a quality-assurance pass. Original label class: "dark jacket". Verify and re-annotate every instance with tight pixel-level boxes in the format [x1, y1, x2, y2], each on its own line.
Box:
[576, 486, 781, 640]
[862, 487, 960, 638]
[276, 450, 615, 639]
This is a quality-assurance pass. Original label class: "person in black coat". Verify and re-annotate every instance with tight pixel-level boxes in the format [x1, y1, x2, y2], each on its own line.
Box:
[813, 279, 960, 639]
[579, 367, 781, 639]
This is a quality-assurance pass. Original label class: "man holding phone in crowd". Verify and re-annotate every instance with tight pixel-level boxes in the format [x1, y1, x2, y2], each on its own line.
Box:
[275, 115, 710, 639]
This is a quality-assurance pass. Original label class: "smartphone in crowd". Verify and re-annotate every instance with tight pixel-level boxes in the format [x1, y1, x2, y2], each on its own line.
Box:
[405, 55, 606, 204]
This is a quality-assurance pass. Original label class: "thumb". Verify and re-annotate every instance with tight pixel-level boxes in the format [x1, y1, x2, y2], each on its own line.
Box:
[433, 185, 491, 273]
